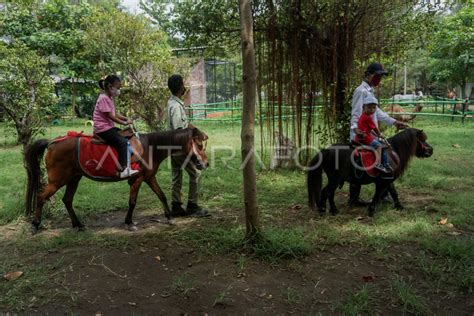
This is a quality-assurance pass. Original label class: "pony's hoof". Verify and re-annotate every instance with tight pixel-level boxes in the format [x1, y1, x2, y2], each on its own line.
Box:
[367, 210, 375, 217]
[168, 218, 176, 225]
[330, 209, 339, 216]
[127, 224, 138, 231]
[74, 225, 86, 232]
[31, 224, 39, 235]
[394, 203, 404, 210]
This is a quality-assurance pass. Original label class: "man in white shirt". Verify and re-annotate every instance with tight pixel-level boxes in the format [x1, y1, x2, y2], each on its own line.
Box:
[348, 62, 408, 207]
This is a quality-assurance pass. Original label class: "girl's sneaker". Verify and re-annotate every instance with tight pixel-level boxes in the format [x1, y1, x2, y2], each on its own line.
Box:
[120, 167, 139, 178]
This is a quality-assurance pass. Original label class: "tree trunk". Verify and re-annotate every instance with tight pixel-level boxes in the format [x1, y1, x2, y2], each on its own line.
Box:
[71, 78, 77, 118]
[18, 127, 32, 152]
[239, 0, 260, 239]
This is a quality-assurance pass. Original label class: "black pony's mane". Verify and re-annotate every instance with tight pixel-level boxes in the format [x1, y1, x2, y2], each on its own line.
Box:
[388, 128, 420, 176]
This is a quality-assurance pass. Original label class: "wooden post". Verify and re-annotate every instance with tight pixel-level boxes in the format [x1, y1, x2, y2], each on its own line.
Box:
[462, 99, 467, 124]
[239, 0, 260, 239]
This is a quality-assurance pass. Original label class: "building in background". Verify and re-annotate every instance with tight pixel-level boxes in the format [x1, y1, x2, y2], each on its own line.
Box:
[183, 58, 237, 106]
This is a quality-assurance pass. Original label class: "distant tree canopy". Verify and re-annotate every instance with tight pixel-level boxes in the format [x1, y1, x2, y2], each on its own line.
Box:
[0, 0, 469, 145]
[0, 0, 178, 139]
[140, 0, 240, 50]
[142, 0, 454, 148]
[0, 44, 56, 148]
[1, 0, 96, 116]
[428, 6, 473, 97]
[84, 8, 176, 129]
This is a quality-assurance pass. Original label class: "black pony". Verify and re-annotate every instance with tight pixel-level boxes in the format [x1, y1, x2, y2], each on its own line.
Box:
[307, 128, 433, 216]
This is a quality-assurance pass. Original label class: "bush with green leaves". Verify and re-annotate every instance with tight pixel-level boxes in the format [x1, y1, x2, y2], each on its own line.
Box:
[429, 6, 474, 97]
[84, 9, 178, 131]
[0, 44, 57, 148]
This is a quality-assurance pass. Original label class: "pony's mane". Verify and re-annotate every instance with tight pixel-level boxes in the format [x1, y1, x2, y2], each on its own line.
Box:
[388, 128, 420, 177]
[141, 128, 192, 149]
[140, 129, 192, 164]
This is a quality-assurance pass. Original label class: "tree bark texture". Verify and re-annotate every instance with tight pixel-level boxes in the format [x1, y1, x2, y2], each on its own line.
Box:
[239, 0, 260, 238]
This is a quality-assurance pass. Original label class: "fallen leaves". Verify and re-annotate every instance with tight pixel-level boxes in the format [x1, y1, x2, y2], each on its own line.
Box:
[438, 218, 448, 225]
[3, 271, 23, 281]
[291, 204, 303, 211]
[155, 256, 161, 262]
[452, 144, 461, 148]
[362, 275, 376, 282]
[447, 231, 462, 236]
[438, 217, 455, 228]
[236, 271, 246, 278]
[437, 217, 462, 235]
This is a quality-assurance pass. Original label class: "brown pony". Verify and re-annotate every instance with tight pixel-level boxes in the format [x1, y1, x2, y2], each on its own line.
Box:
[384, 104, 423, 123]
[24, 127, 208, 234]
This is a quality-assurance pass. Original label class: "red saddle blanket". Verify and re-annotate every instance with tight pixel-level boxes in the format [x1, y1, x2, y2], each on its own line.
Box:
[354, 149, 379, 177]
[51, 131, 140, 179]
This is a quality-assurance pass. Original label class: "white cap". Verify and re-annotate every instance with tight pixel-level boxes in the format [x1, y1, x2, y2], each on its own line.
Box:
[363, 95, 378, 105]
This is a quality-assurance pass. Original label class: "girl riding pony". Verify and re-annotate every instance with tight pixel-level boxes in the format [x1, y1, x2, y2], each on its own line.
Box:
[93, 75, 138, 178]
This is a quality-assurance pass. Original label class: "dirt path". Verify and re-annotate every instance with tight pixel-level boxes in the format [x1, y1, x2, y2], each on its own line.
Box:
[1, 210, 472, 315]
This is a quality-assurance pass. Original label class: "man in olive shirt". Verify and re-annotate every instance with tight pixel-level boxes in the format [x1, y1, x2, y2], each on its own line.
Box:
[166, 74, 209, 217]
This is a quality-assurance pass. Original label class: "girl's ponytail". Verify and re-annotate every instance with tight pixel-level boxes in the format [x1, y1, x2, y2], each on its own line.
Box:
[99, 75, 121, 91]
[98, 79, 105, 90]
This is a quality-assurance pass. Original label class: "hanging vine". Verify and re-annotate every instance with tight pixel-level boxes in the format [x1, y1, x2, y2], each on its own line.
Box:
[252, 0, 428, 165]
[159, 0, 441, 165]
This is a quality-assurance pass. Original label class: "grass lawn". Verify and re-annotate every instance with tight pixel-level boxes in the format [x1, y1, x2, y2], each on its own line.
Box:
[0, 117, 473, 314]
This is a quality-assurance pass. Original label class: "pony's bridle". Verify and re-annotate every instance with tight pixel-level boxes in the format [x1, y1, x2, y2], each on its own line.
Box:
[416, 138, 432, 157]
[191, 139, 208, 169]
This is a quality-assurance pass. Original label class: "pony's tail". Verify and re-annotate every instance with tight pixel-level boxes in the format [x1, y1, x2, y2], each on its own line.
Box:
[307, 151, 324, 212]
[24, 139, 49, 216]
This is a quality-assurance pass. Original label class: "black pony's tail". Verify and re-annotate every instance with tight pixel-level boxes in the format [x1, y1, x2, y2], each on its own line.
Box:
[307, 150, 324, 212]
[24, 139, 49, 216]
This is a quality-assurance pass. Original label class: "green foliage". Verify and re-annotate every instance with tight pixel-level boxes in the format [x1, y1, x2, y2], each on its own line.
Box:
[339, 285, 375, 316]
[251, 227, 312, 262]
[421, 237, 474, 292]
[282, 286, 302, 305]
[84, 8, 176, 130]
[0, 257, 70, 310]
[0, 1, 184, 126]
[166, 273, 196, 298]
[0, 119, 473, 312]
[0, 0, 94, 76]
[391, 276, 429, 315]
[0, 3, 40, 40]
[84, 9, 170, 75]
[139, 0, 176, 44]
[0, 0, 98, 118]
[176, 225, 311, 262]
[140, 0, 240, 50]
[0, 44, 56, 147]
[428, 6, 474, 93]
